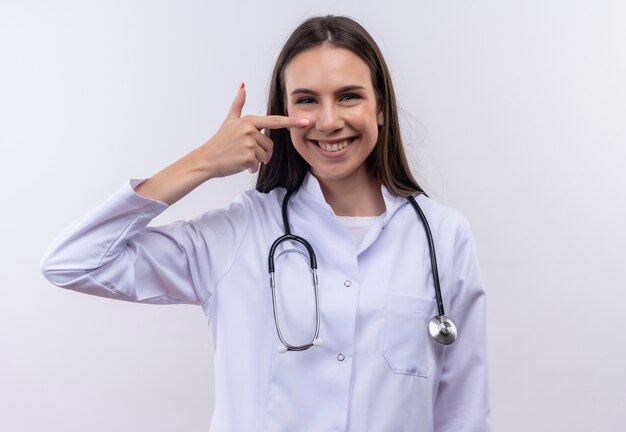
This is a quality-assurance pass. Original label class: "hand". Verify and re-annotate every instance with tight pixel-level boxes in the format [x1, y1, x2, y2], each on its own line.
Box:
[201, 83, 309, 178]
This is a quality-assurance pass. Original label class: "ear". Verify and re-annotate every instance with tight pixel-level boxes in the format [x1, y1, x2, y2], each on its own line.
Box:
[377, 109, 384, 126]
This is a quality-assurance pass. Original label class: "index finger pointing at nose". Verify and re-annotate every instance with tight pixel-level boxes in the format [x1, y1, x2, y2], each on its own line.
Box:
[248, 115, 309, 130]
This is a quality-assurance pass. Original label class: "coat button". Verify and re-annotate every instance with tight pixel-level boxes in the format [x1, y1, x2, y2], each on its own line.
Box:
[344, 280, 352, 287]
[337, 353, 345, 362]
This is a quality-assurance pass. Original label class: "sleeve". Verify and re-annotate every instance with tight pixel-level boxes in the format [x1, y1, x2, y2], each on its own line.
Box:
[40, 178, 246, 308]
[433, 216, 491, 432]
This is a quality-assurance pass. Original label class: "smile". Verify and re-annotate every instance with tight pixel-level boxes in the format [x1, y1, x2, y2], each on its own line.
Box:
[310, 137, 357, 153]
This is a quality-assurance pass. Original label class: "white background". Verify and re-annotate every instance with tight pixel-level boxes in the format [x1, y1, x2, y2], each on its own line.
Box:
[1, 1, 625, 431]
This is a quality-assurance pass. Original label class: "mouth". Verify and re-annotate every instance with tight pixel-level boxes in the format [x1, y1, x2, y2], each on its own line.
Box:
[309, 136, 357, 153]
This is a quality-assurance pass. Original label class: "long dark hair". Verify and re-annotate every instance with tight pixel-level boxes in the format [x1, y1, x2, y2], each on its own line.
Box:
[256, 15, 425, 197]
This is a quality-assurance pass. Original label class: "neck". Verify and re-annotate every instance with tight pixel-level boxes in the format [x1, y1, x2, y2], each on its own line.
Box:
[314, 171, 386, 217]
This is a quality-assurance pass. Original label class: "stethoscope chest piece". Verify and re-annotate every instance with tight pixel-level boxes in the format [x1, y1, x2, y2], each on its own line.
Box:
[429, 315, 458, 345]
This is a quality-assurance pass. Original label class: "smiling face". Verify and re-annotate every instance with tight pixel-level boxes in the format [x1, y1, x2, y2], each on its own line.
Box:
[283, 45, 384, 188]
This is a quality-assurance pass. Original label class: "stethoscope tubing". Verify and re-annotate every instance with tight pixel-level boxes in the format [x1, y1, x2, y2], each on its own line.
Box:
[407, 195, 445, 318]
[268, 187, 457, 351]
[268, 188, 321, 351]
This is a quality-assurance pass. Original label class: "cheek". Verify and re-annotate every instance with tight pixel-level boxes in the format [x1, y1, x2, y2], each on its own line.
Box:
[289, 127, 308, 148]
[287, 109, 310, 141]
[289, 106, 316, 125]
[345, 110, 376, 133]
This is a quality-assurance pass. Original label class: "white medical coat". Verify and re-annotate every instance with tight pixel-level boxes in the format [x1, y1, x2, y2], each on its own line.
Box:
[40, 171, 491, 431]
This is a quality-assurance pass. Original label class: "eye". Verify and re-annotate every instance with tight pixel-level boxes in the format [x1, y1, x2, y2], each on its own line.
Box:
[295, 97, 316, 104]
[340, 93, 361, 102]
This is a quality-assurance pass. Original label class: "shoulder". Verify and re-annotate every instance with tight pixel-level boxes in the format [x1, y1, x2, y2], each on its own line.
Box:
[409, 194, 477, 257]
[413, 194, 472, 233]
[235, 187, 285, 213]
[412, 196, 483, 286]
[192, 187, 284, 226]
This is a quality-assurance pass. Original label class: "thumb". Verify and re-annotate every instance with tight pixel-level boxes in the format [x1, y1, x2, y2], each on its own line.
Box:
[227, 82, 246, 119]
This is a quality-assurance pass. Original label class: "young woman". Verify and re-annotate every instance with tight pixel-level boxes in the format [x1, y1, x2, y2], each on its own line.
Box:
[41, 15, 490, 432]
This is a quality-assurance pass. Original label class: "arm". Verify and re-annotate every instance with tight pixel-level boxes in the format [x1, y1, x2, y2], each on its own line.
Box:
[40, 84, 307, 304]
[40, 179, 216, 305]
[433, 218, 491, 432]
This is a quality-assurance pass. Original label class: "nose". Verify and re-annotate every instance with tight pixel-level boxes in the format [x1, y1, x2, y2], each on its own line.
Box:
[313, 103, 344, 133]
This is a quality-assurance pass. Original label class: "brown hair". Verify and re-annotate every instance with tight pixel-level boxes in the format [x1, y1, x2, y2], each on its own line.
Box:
[255, 14, 426, 197]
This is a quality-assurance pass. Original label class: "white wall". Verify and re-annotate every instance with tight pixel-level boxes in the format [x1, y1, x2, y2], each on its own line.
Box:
[1, 1, 625, 430]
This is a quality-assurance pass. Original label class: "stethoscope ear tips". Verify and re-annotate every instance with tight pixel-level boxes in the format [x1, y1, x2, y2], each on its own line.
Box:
[312, 338, 324, 347]
[277, 344, 288, 353]
[429, 315, 458, 345]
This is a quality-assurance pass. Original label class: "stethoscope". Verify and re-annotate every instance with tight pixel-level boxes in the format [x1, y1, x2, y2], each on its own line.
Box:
[268, 188, 458, 353]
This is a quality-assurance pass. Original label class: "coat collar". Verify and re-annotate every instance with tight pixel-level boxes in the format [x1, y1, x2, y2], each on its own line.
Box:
[298, 170, 411, 223]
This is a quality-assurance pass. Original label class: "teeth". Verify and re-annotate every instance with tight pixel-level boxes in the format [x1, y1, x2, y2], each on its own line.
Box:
[316, 138, 353, 152]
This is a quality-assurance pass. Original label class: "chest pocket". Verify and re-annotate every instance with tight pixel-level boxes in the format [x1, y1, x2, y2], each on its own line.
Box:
[382, 293, 437, 377]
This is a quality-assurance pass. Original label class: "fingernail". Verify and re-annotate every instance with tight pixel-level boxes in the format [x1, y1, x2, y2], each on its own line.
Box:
[239, 82, 245, 90]
[298, 118, 310, 126]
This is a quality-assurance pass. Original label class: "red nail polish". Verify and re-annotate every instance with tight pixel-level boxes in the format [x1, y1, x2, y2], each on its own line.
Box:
[239, 82, 245, 89]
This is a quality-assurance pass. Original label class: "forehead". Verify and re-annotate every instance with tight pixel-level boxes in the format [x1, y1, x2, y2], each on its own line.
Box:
[283, 46, 372, 91]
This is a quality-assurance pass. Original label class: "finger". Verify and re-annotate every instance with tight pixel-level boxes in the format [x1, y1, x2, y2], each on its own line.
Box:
[227, 82, 246, 120]
[251, 141, 268, 166]
[254, 131, 274, 163]
[241, 141, 268, 173]
[247, 115, 309, 130]
[246, 151, 264, 173]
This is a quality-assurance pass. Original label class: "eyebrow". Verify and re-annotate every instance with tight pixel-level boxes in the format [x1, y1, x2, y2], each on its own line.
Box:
[289, 85, 367, 96]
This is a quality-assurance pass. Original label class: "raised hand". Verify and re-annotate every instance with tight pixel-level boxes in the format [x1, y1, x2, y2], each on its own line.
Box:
[133, 83, 309, 205]
[201, 83, 310, 177]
